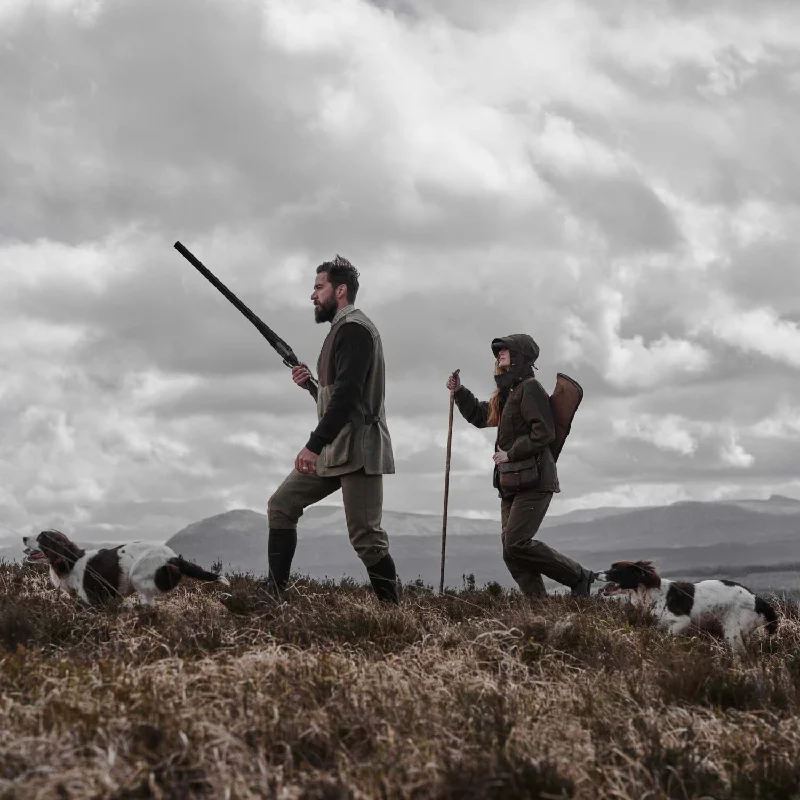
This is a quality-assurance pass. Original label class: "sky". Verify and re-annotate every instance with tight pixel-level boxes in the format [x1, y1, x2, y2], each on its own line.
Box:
[2, 0, 800, 543]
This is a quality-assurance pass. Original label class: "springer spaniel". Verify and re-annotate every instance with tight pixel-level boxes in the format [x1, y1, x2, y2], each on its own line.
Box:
[597, 560, 778, 651]
[23, 529, 230, 606]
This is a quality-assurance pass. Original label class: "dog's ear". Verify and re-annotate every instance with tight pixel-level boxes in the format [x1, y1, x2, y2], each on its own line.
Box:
[636, 561, 661, 589]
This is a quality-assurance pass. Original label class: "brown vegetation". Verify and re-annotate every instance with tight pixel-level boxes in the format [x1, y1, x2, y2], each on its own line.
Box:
[1, 563, 799, 799]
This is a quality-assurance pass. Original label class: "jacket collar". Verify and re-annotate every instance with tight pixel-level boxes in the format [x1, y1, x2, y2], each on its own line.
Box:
[332, 304, 356, 325]
[495, 365, 534, 391]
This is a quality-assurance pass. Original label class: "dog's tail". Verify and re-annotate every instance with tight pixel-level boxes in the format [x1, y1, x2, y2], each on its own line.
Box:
[168, 557, 231, 586]
[754, 595, 779, 635]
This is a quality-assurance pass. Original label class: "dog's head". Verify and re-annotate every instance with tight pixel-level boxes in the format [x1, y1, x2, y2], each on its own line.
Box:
[596, 560, 661, 596]
[22, 529, 84, 576]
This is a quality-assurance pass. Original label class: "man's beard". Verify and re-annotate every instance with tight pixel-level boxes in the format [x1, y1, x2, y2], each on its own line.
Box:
[314, 297, 338, 324]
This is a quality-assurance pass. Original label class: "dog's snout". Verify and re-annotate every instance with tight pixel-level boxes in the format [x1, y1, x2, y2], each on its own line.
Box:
[595, 571, 608, 583]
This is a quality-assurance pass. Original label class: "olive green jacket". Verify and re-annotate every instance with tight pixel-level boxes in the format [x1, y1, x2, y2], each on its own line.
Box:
[454, 376, 560, 493]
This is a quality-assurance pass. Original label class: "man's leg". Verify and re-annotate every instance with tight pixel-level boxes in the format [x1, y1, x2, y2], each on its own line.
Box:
[266, 469, 340, 591]
[501, 496, 547, 597]
[502, 490, 591, 593]
[340, 470, 397, 604]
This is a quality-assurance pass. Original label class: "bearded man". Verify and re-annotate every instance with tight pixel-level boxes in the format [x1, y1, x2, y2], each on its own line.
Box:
[266, 256, 398, 604]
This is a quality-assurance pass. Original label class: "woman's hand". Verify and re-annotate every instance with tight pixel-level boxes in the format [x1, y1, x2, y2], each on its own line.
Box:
[445, 369, 461, 392]
[492, 450, 510, 465]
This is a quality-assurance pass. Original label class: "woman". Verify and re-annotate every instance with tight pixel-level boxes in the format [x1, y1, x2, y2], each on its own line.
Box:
[445, 334, 596, 597]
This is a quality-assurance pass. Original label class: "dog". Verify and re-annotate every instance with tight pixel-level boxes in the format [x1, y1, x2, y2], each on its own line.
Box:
[23, 529, 230, 606]
[596, 560, 778, 651]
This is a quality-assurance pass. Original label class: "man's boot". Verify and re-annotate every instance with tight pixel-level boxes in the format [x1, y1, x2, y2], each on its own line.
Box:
[264, 528, 297, 596]
[571, 567, 598, 597]
[367, 553, 399, 605]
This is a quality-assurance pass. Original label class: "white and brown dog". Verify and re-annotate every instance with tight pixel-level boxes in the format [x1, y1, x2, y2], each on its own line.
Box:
[596, 560, 778, 650]
[23, 529, 230, 606]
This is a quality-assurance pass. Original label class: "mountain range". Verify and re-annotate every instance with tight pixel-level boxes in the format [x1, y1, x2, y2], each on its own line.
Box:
[163, 495, 800, 594]
[4, 495, 798, 594]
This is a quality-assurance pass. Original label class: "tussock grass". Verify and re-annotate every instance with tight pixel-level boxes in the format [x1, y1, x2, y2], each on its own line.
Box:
[1, 563, 799, 798]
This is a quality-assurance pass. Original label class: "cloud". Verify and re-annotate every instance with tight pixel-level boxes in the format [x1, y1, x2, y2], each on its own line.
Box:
[720, 433, 755, 469]
[751, 404, 800, 440]
[613, 414, 698, 456]
[561, 288, 711, 390]
[1, 0, 800, 543]
[697, 297, 800, 368]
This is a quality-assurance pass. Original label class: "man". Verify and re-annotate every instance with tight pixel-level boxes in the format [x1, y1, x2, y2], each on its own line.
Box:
[266, 256, 399, 603]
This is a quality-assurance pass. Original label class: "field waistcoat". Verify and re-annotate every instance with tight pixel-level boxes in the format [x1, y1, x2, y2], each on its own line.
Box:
[315, 307, 395, 477]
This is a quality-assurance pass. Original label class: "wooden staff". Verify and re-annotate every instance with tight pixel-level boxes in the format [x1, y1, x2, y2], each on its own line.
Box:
[440, 369, 460, 594]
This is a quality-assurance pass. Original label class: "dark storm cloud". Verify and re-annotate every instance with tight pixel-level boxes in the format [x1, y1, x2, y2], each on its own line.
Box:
[541, 169, 683, 254]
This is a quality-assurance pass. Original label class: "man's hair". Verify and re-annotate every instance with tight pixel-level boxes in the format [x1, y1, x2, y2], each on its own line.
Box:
[317, 255, 360, 304]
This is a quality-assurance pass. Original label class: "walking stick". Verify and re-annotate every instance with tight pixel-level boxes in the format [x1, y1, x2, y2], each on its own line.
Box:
[440, 369, 459, 594]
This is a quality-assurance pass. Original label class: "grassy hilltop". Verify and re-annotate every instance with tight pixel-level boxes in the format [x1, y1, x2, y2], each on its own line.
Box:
[1, 564, 800, 799]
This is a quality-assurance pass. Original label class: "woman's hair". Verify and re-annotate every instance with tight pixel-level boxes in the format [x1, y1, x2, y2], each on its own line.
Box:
[487, 359, 509, 426]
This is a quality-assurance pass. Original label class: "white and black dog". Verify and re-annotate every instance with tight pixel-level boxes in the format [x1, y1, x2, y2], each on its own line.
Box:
[23, 529, 230, 606]
[596, 560, 778, 650]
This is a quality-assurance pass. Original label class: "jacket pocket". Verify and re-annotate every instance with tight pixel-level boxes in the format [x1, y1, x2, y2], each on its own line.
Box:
[324, 422, 354, 468]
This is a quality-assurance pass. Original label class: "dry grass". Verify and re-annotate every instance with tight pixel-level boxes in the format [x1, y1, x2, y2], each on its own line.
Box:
[1, 563, 799, 799]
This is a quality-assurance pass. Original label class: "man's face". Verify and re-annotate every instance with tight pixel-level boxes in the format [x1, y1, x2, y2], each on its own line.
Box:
[311, 271, 339, 324]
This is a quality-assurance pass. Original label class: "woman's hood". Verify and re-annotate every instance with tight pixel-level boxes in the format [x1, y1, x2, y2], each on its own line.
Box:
[491, 334, 540, 369]
[492, 334, 540, 391]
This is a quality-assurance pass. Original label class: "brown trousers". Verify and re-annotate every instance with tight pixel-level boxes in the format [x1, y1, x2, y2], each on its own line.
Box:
[267, 468, 390, 568]
[500, 489, 583, 596]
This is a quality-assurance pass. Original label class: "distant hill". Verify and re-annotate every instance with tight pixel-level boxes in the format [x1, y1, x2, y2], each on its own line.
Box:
[4, 497, 797, 593]
[165, 497, 800, 593]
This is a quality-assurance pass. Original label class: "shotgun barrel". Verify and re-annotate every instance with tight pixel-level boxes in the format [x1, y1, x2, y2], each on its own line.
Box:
[174, 241, 318, 401]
